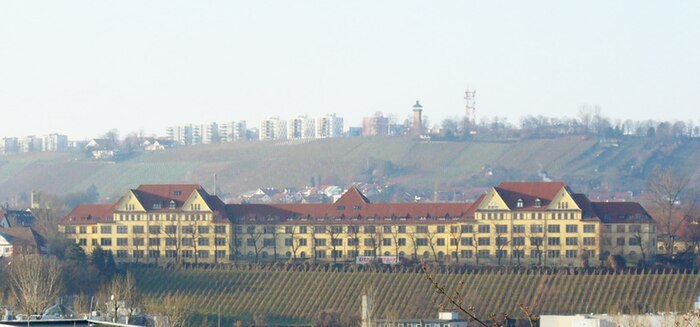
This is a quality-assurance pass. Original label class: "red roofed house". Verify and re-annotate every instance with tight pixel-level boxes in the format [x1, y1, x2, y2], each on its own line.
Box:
[0, 227, 47, 257]
[59, 181, 656, 267]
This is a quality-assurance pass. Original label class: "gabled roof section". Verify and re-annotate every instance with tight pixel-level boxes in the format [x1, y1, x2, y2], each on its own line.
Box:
[497, 182, 567, 199]
[136, 184, 202, 202]
[592, 202, 654, 224]
[61, 204, 116, 225]
[0, 227, 46, 251]
[493, 182, 568, 210]
[334, 186, 371, 206]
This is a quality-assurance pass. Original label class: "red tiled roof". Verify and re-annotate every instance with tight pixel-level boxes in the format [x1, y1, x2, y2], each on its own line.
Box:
[497, 181, 567, 200]
[135, 184, 202, 203]
[227, 200, 475, 224]
[61, 204, 116, 225]
[335, 186, 371, 206]
[493, 182, 568, 210]
[591, 202, 654, 224]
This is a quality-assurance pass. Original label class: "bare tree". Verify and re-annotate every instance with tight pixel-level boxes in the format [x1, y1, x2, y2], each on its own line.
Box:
[346, 225, 361, 260]
[647, 168, 696, 255]
[449, 225, 465, 264]
[165, 223, 181, 264]
[328, 225, 342, 263]
[426, 230, 440, 262]
[283, 225, 302, 260]
[494, 226, 510, 266]
[146, 292, 190, 327]
[246, 226, 269, 263]
[9, 254, 64, 316]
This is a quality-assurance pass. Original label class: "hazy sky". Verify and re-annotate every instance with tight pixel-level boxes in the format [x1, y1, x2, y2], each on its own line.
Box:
[1, 1, 698, 139]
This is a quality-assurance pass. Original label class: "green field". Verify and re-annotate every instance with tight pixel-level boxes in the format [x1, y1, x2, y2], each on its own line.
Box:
[131, 266, 700, 325]
[1, 136, 699, 202]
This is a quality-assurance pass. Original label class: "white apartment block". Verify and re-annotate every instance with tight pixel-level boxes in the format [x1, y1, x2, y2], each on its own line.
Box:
[288, 115, 316, 139]
[166, 125, 193, 145]
[260, 117, 287, 141]
[44, 133, 68, 152]
[316, 113, 344, 138]
[219, 121, 247, 142]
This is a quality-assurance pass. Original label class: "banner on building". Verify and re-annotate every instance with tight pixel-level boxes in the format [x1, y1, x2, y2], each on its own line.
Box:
[355, 255, 399, 265]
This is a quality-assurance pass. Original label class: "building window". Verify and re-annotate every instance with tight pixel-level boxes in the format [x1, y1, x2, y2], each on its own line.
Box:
[437, 226, 445, 233]
[584, 224, 596, 233]
[133, 226, 144, 234]
[133, 250, 144, 258]
[332, 250, 342, 258]
[617, 238, 625, 246]
[398, 238, 406, 246]
[496, 225, 508, 233]
[629, 237, 641, 246]
[477, 250, 490, 258]
[416, 226, 428, 233]
[461, 238, 473, 246]
[616, 225, 626, 233]
[565, 225, 578, 233]
[332, 226, 344, 233]
[547, 237, 560, 246]
[149, 250, 160, 258]
[100, 238, 112, 246]
[382, 238, 392, 246]
[149, 226, 160, 234]
[496, 250, 507, 258]
[496, 237, 508, 246]
[531, 237, 543, 246]
[133, 238, 145, 246]
[583, 237, 596, 246]
[165, 226, 177, 234]
[436, 238, 445, 246]
[478, 225, 490, 233]
[313, 226, 326, 233]
[513, 225, 525, 233]
[457, 225, 471, 233]
[630, 225, 642, 233]
[416, 238, 428, 246]
[547, 250, 560, 258]
[182, 226, 194, 234]
[398, 226, 407, 233]
[516, 198, 524, 208]
[566, 237, 578, 246]
[166, 238, 177, 246]
[182, 250, 193, 258]
[478, 237, 490, 246]
[364, 226, 376, 233]
[534, 199, 542, 207]
[198, 226, 210, 234]
[165, 250, 177, 258]
[198, 250, 209, 258]
[215, 238, 226, 246]
[100, 226, 112, 234]
[314, 239, 326, 247]
[565, 250, 578, 258]
[78, 239, 87, 246]
[216, 250, 226, 258]
[461, 250, 473, 258]
[548, 225, 560, 233]
[364, 250, 375, 257]
[299, 226, 308, 234]
[512, 237, 525, 246]
[332, 239, 342, 246]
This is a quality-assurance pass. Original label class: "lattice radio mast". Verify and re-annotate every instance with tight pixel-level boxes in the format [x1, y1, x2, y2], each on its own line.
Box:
[464, 87, 476, 125]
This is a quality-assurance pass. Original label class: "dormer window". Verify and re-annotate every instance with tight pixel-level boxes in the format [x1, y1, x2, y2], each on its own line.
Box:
[516, 199, 524, 208]
[169, 200, 176, 209]
[353, 205, 362, 210]
[534, 199, 542, 208]
[337, 205, 345, 210]
[173, 191, 181, 196]
[153, 203, 162, 210]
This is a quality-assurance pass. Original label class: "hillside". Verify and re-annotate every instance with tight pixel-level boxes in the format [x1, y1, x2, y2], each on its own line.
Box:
[131, 266, 700, 325]
[1, 136, 699, 203]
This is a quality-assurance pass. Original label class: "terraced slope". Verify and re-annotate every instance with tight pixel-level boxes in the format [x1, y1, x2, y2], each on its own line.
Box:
[1, 136, 698, 201]
[131, 266, 700, 325]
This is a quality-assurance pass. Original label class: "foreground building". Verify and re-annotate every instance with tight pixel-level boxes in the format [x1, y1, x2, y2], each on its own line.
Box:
[59, 181, 656, 266]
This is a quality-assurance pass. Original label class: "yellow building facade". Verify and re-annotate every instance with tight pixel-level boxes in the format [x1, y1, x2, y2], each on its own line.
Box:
[60, 182, 657, 267]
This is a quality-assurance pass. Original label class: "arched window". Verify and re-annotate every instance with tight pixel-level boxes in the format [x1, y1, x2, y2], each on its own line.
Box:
[534, 198, 542, 208]
[516, 198, 524, 208]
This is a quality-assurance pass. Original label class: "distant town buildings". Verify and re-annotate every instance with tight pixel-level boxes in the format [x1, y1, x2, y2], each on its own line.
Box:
[362, 114, 390, 136]
[288, 115, 316, 139]
[316, 113, 344, 138]
[1, 133, 70, 154]
[259, 117, 288, 141]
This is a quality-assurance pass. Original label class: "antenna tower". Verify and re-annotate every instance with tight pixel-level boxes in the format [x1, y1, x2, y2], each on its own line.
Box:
[464, 87, 476, 125]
